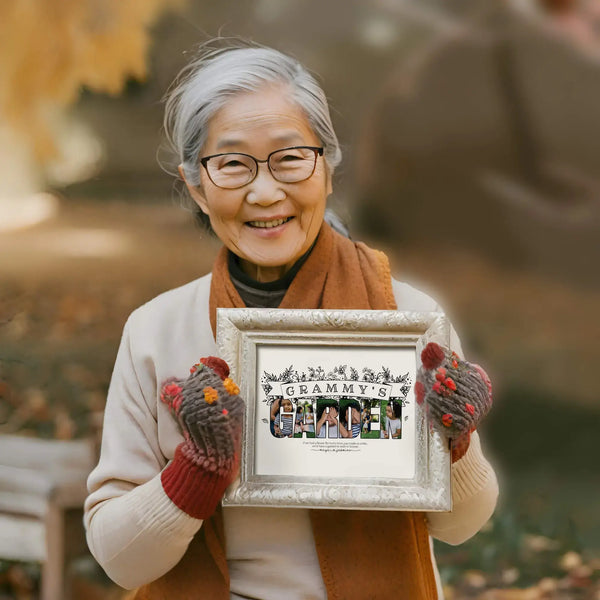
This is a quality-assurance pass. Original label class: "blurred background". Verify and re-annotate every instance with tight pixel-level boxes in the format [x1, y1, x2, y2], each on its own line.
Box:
[1, 0, 599, 598]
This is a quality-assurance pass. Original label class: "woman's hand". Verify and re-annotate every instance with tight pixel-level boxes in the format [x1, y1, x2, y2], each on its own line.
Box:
[415, 343, 492, 462]
[160, 357, 244, 518]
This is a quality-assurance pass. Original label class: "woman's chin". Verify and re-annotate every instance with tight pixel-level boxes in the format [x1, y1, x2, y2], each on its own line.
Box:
[238, 256, 292, 282]
[237, 244, 308, 281]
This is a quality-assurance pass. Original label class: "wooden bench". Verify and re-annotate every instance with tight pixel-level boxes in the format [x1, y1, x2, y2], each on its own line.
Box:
[0, 434, 96, 600]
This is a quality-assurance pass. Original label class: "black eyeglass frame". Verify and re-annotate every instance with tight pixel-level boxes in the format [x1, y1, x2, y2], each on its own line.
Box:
[199, 146, 324, 189]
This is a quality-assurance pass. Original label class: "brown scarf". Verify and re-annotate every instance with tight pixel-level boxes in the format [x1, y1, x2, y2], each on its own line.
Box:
[132, 223, 437, 600]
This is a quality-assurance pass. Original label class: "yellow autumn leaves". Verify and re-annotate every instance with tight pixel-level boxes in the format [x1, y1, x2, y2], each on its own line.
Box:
[0, 0, 185, 161]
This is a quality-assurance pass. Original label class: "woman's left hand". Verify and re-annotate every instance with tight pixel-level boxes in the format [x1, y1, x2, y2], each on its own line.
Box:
[415, 343, 493, 462]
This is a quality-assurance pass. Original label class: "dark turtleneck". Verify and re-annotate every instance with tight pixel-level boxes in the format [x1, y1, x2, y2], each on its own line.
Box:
[227, 246, 313, 308]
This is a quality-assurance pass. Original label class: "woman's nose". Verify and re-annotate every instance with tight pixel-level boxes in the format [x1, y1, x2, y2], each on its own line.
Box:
[245, 163, 286, 205]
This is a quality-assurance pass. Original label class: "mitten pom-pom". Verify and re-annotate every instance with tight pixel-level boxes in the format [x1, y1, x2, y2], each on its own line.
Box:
[199, 356, 230, 381]
[421, 342, 445, 370]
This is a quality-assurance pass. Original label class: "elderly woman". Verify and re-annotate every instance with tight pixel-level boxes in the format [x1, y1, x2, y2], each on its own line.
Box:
[84, 44, 498, 600]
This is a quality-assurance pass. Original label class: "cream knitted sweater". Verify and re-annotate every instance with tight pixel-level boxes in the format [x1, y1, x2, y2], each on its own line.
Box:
[85, 274, 498, 599]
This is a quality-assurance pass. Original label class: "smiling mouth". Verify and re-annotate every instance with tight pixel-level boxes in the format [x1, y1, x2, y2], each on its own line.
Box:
[246, 217, 293, 228]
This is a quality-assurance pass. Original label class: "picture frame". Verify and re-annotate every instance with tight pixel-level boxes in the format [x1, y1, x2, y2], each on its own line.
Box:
[217, 308, 452, 512]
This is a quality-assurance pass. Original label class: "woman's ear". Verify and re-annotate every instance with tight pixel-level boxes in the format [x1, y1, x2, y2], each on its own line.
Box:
[178, 164, 210, 216]
[326, 168, 333, 197]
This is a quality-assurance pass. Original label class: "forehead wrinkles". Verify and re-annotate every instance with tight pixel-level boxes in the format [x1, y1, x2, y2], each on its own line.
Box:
[205, 92, 319, 151]
[211, 115, 316, 150]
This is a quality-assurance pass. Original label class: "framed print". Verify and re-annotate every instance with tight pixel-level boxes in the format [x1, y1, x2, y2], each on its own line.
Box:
[217, 308, 452, 511]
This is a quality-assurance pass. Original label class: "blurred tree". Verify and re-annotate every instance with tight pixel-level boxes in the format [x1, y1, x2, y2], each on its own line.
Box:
[355, 1, 600, 285]
[0, 0, 185, 162]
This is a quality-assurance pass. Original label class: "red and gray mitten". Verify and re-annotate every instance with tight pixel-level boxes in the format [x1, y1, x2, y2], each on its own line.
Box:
[160, 357, 244, 519]
[415, 343, 492, 462]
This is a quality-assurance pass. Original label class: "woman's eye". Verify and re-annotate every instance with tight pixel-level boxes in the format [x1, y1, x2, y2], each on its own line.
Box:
[214, 155, 252, 170]
[222, 159, 245, 168]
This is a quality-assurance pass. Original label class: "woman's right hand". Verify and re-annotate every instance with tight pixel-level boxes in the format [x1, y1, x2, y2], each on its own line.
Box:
[160, 357, 245, 518]
[180, 360, 243, 472]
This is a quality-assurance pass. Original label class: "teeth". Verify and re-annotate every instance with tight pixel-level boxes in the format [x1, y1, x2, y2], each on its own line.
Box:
[248, 218, 290, 228]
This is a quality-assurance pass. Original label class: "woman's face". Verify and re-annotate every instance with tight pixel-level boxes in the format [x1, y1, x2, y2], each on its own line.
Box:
[185, 85, 332, 282]
[386, 404, 393, 419]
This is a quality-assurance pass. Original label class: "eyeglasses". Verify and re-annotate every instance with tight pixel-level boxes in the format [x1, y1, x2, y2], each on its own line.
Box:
[199, 146, 324, 189]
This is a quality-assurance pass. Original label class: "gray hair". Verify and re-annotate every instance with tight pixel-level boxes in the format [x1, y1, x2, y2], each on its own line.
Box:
[163, 43, 342, 191]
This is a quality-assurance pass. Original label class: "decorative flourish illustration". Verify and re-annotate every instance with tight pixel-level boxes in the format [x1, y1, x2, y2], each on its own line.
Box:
[261, 364, 412, 406]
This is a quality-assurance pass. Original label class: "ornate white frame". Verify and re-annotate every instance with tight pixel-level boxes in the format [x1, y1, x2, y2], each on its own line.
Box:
[217, 308, 451, 511]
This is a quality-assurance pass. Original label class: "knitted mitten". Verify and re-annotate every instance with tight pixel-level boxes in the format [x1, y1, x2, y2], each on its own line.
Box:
[415, 343, 492, 462]
[160, 356, 244, 519]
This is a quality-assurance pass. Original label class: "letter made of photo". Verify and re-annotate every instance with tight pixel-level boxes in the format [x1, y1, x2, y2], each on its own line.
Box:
[338, 398, 363, 439]
[315, 398, 340, 439]
[270, 397, 295, 439]
[293, 400, 316, 438]
[360, 398, 381, 440]
[380, 399, 403, 440]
